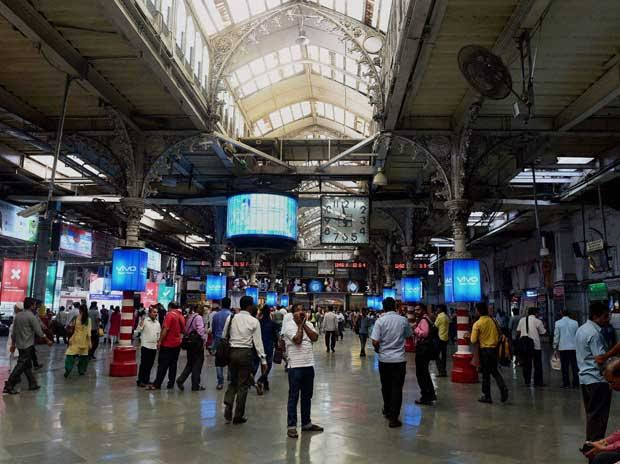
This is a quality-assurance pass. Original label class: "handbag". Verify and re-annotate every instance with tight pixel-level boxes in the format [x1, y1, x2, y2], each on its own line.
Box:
[215, 314, 235, 367]
[516, 316, 535, 358]
[98, 327, 104, 337]
[550, 351, 561, 371]
[273, 337, 285, 364]
[181, 314, 203, 351]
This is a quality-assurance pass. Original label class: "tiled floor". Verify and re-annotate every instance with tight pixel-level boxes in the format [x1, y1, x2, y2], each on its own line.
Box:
[0, 332, 615, 463]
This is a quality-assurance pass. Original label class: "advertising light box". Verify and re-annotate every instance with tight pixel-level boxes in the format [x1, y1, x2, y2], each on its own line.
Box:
[60, 223, 92, 257]
[158, 283, 175, 308]
[402, 277, 423, 303]
[443, 259, 482, 303]
[206, 274, 227, 300]
[145, 248, 162, 271]
[140, 281, 159, 307]
[366, 295, 382, 311]
[383, 288, 396, 300]
[308, 279, 324, 293]
[280, 294, 289, 307]
[226, 193, 298, 240]
[245, 286, 259, 303]
[266, 291, 277, 306]
[0, 200, 38, 242]
[0, 259, 33, 312]
[111, 249, 148, 292]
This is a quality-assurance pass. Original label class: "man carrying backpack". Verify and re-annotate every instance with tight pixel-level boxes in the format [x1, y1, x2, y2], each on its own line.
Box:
[413, 303, 437, 405]
[471, 303, 509, 404]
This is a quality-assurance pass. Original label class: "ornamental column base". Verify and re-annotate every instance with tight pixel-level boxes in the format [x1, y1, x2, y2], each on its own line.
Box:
[109, 290, 137, 377]
[451, 302, 478, 383]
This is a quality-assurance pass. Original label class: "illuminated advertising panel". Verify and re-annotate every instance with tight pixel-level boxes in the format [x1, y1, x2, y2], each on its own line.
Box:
[0, 259, 33, 311]
[266, 291, 277, 306]
[158, 283, 175, 308]
[226, 193, 298, 240]
[402, 277, 423, 303]
[206, 274, 227, 300]
[308, 279, 324, 293]
[280, 294, 289, 307]
[111, 249, 148, 292]
[443, 259, 481, 303]
[145, 248, 162, 271]
[59, 223, 92, 257]
[245, 286, 259, 303]
[382, 288, 396, 300]
[140, 281, 159, 307]
[0, 200, 38, 242]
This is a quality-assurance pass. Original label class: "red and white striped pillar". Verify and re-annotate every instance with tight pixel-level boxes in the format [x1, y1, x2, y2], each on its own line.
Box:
[110, 290, 138, 376]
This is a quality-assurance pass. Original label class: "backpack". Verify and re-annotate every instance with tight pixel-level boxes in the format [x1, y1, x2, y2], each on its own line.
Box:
[416, 317, 441, 360]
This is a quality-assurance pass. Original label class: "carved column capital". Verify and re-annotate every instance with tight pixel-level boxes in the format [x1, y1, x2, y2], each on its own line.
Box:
[445, 199, 471, 259]
[120, 197, 145, 248]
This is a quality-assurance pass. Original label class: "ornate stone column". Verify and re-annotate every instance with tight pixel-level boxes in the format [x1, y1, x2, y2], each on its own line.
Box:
[120, 197, 145, 248]
[402, 246, 415, 275]
[445, 199, 471, 259]
[249, 253, 260, 286]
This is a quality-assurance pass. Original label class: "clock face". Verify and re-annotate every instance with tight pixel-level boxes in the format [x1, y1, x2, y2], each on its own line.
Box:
[320, 196, 370, 245]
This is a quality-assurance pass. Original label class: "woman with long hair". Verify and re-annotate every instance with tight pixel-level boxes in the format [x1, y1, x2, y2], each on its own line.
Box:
[64, 304, 92, 378]
[108, 306, 121, 344]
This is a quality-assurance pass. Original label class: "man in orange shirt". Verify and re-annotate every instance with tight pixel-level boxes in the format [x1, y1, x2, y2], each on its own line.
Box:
[148, 302, 185, 390]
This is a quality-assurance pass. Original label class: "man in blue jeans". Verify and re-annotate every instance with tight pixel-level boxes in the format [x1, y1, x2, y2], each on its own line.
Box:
[211, 297, 232, 390]
[282, 304, 323, 438]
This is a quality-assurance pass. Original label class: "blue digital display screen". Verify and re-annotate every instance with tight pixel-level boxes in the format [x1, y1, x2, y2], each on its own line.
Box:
[111, 249, 148, 292]
[280, 294, 289, 307]
[245, 287, 259, 304]
[366, 295, 382, 310]
[266, 292, 277, 306]
[402, 277, 423, 303]
[308, 279, 324, 293]
[226, 193, 298, 240]
[383, 288, 396, 300]
[206, 274, 227, 300]
[444, 259, 482, 303]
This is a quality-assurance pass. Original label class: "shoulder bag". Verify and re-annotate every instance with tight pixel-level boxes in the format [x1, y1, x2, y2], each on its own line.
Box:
[181, 314, 203, 351]
[215, 314, 235, 367]
[517, 316, 535, 358]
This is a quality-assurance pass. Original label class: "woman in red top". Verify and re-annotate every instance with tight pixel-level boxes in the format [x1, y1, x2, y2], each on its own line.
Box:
[108, 307, 121, 344]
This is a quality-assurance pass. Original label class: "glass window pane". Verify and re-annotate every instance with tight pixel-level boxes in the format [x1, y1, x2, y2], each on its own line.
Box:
[345, 75, 356, 87]
[319, 48, 330, 64]
[175, 1, 186, 46]
[270, 111, 283, 128]
[249, 57, 266, 75]
[227, 0, 250, 22]
[291, 103, 303, 120]
[294, 63, 304, 74]
[291, 44, 302, 60]
[334, 106, 345, 123]
[359, 82, 368, 94]
[228, 73, 239, 88]
[268, 69, 281, 83]
[301, 101, 311, 115]
[345, 111, 355, 128]
[281, 106, 294, 124]
[255, 74, 270, 89]
[236, 64, 251, 83]
[265, 52, 278, 68]
[315, 101, 325, 117]
[335, 53, 344, 69]
[378, 0, 393, 32]
[281, 64, 294, 78]
[321, 65, 331, 78]
[334, 0, 345, 14]
[279, 47, 292, 63]
[242, 81, 257, 95]
[249, 0, 267, 15]
[348, 0, 364, 20]
[333, 70, 344, 83]
[311, 63, 321, 74]
[325, 103, 334, 120]
[308, 45, 319, 61]
[346, 57, 357, 73]
[266, 0, 281, 8]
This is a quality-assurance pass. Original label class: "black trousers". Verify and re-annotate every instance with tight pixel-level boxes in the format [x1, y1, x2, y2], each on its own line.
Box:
[559, 350, 579, 387]
[325, 331, 337, 351]
[153, 346, 181, 388]
[480, 347, 507, 399]
[593, 452, 620, 464]
[378, 361, 406, 420]
[137, 347, 157, 385]
[177, 346, 205, 389]
[522, 349, 543, 386]
[359, 334, 368, 353]
[581, 382, 612, 441]
[415, 352, 435, 400]
[224, 347, 253, 420]
[6, 345, 37, 389]
[437, 340, 448, 375]
[338, 322, 344, 340]
[89, 330, 99, 358]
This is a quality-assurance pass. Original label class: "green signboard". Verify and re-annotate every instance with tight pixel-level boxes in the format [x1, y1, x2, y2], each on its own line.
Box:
[588, 282, 608, 301]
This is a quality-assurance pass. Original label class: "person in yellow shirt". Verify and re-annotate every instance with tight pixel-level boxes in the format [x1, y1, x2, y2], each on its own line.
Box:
[434, 305, 450, 377]
[471, 302, 508, 404]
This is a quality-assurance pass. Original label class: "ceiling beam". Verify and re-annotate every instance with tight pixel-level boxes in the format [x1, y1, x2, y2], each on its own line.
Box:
[318, 134, 378, 170]
[555, 63, 620, 131]
[0, 85, 52, 130]
[0, 0, 136, 126]
[207, 137, 235, 172]
[215, 131, 294, 170]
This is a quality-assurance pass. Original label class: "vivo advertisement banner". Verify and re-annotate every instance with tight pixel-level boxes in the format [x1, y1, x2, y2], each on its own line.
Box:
[402, 277, 423, 303]
[0, 200, 38, 242]
[0, 259, 33, 312]
[266, 292, 277, 306]
[245, 286, 259, 304]
[280, 294, 289, 307]
[60, 224, 93, 257]
[158, 283, 175, 308]
[111, 249, 148, 292]
[226, 193, 298, 240]
[206, 274, 227, 300]
[383, 288, 396, 300]
[443, 259, 482, 303]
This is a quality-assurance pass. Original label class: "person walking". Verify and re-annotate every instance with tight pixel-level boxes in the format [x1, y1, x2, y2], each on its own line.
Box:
[136, 306, 161, 387]
[576, 302, 612, 442]
[516, 307, 547, 387]
[413, 303, 436, 405]
[108, 307, 121, 345]
[176, 306, 207, 391]
[282, 304, 323, 438]
[148, 302, 185, 390]
[508, 307, 522, 365]
[64, 304, 92, 378]
[3, 298, 52, 394]
[471, 302, 509, 404]
[323, 307, 338, 352]
[553, 309, 579, 388]
[87, 302, 100, 360]
[371, 297, 412, 427]
[336, 310, 345, 340]
[357, 308, 370, 357]
[222, 296, 267, 424]
[212, 297, 233, 390]
[434, 305, 449, 377]
[55, 306, 68, 344]
[255, 306, 278, 393]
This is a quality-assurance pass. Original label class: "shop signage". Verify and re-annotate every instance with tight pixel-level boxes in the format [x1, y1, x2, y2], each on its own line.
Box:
[245, 286, 259, 303]
[206, 274, 227, 300]
[0, 259, 33, 311]
[525, 289, 538, 298]
[111, 249, 148, 292]
[382, 287, 396, 300]
[588, 282, 608, 301]
[586, 239, 605, 253]
[279, 294, 289, 307]
[443, 259, 482, 303]
[402, 277, 423, 303]
[158, 283, 175, 308]
[140, 281, 159, 307]
[266, 291, 278, 306]
[334, 261, 367, 269]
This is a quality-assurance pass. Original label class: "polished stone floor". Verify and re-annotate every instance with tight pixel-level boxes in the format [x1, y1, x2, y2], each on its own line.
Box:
[0, 331, 615, 463]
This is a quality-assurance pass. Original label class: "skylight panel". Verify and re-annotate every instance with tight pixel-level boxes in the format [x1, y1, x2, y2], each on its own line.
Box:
[291, 45, 302, 60]
[241, 80, 257, 95]
[281, 64, 295, 78]
[268, 69, 282, 84]
[279, 47, 292, 64]
[250, 57, 266, 75]
[311, 63, 321, 74]
[266, 0, 281, 8]
[255, 74, 270, 90]
[348, 0, 364, 20]
[346, 57, 357, 74]
[308, 45, 319, 61]
[227, 0, 250, 23]
[235, 64, 251, 83]
[281, 106, 294, 124]
[321, 65, 332, 78]
[378, 0, 393, 32]
[270, 111, 283, 128]
[333, 70, 344, 83]
[324, 103, 334, 119]
[335, 53, 344, 69]
[228, 73, 239, 87]
[557, 157, 594, 164]
[315, 101, 325, 117]
[294, 63, 304, 74]
[345, 110, 355, 128]
[265, 52, 278, 69]
[249, 0, 267, 15]
[291, 103, 303, 119]
[334, 0, 346, 14]
[359, 82, 368, 94]
[301, 101, 311, 115]
[320, 0, 333, 8]
[320, 48, 330, 64]
[334, 106, 345, 123]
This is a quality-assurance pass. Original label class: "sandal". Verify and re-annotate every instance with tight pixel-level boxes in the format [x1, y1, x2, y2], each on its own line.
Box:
[287, 428, 298, 438]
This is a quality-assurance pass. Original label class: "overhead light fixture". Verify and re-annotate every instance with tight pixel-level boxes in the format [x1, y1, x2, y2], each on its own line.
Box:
[296, 29, 310, 46]
[372, 168, 388, 186]
[220, 253, 227, 260]
[539, 236, 550, 257]
[353, 247, 360, 258]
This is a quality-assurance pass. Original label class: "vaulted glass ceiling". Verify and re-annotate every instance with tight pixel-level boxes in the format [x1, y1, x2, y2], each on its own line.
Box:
[193, 0, 394, 35]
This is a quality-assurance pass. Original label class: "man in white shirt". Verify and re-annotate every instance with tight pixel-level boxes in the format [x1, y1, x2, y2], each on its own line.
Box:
[336, 311, 345, 340]
[516, 307, 547, 387]
[222, 296, 267, 424]
[282, 304, 323, 438]
[136, 307, 161, 387]
[66, 302, 80, 328]
[323, 308, 338, 352]
[553, 309, 579, 388]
